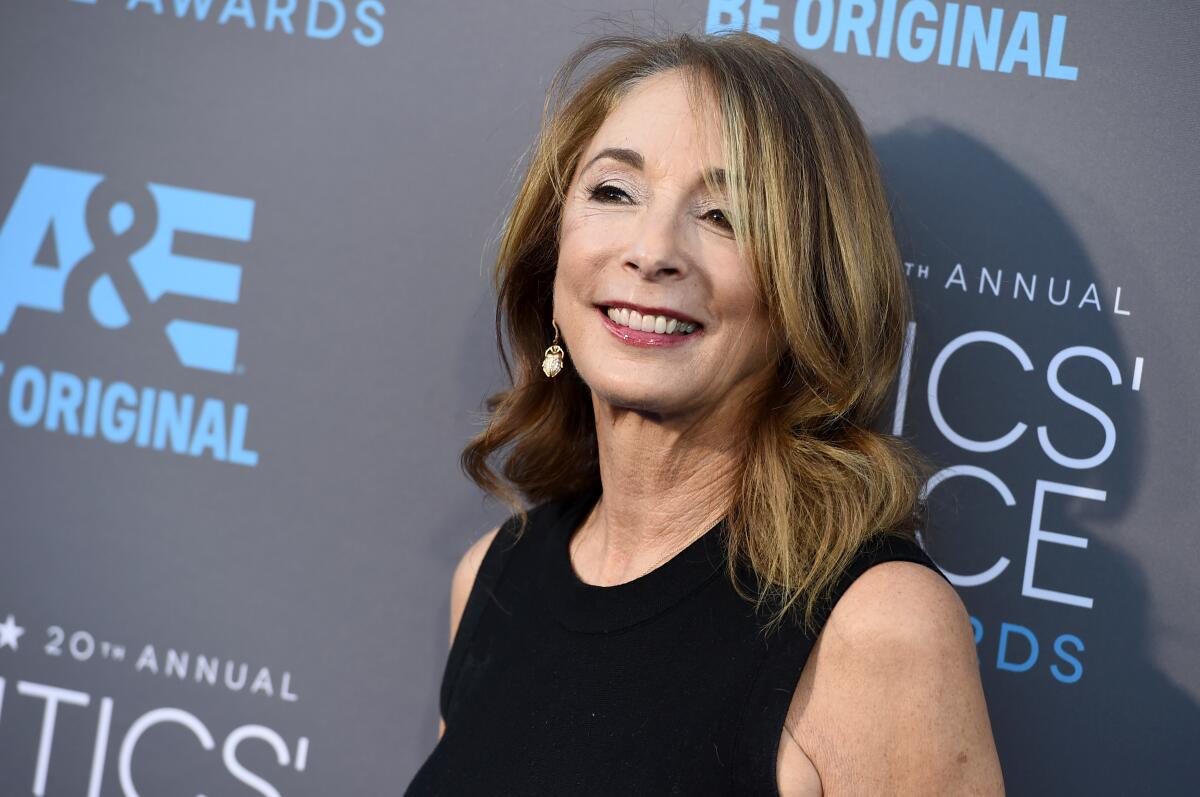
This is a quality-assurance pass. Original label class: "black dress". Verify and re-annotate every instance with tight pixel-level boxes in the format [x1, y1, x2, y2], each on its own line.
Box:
[405, 485, 949, 795]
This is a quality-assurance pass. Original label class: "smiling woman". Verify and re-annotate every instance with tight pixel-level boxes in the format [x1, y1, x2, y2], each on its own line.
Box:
[406, 29, 1004, 796]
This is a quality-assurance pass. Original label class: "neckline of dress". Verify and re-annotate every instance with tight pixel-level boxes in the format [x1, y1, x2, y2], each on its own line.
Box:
[540, 485, 728, 634]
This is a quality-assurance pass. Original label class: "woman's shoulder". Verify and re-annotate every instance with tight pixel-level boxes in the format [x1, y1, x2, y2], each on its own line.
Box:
[829, 546, 966, 648]
[818, 532, 970, 686]
[449, 489, 590, 598]
[780, 537, 1003, 793]
[447, 525, 505, 655]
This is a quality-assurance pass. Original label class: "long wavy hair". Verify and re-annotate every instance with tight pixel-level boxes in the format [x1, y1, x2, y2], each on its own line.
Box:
[461, 29, 935, 635]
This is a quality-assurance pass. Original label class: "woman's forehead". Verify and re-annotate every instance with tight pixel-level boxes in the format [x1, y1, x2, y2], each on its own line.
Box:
[602, 71, 719, 133]
[586, 84, 726, 178]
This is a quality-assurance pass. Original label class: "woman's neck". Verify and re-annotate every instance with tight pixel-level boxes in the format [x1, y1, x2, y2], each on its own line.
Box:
[570, 396, 746, 586]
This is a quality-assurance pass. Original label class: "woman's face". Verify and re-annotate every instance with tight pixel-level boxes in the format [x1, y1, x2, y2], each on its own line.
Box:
[553, 70, 777, 421]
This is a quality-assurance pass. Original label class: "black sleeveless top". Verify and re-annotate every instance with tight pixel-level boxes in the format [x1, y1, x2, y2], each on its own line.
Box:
[405, 486, 949, 795]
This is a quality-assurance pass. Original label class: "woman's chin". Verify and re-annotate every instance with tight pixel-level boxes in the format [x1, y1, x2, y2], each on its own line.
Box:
[586, 382, 699, 418]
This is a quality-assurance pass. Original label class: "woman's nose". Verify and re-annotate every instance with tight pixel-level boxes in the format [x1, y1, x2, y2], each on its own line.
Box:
[622, 204, 689, 280]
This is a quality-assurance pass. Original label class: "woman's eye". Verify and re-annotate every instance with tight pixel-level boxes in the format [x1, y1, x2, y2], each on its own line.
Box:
[588, 184, 629, 203]
[586, 184, 732, 232]
[705, 209, 733, 230]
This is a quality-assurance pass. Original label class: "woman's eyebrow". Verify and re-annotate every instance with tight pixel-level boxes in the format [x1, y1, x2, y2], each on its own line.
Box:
[582, 147, 727, 191]
[583, 146, 643, 172]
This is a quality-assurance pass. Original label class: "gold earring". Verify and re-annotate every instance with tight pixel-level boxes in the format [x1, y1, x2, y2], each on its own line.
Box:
[542, 320, 565, 378]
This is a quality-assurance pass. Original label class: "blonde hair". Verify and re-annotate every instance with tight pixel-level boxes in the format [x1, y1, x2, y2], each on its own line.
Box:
[462, 29, 934, 635]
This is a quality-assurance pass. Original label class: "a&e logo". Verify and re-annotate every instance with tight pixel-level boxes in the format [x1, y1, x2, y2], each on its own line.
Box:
[1, 163, 254, 373]
[0, 163, 260, 466]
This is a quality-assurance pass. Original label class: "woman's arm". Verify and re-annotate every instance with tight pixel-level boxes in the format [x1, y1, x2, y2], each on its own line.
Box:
[437, 525, 500, 740]
[781, 560, 1005, 794]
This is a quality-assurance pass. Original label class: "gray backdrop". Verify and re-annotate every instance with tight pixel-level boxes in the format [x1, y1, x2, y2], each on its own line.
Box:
[1, 0, 1197, 793]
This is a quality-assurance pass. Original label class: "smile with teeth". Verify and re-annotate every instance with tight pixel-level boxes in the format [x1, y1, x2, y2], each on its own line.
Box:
[604, 307, 699, 335]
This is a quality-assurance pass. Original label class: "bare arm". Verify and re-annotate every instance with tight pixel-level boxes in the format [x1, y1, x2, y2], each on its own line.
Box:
[437, 525, 500, 741]
[781, 561, 1005, 794]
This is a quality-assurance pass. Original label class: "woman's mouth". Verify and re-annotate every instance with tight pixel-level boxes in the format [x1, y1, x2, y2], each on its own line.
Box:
[596, 305, 703, 348]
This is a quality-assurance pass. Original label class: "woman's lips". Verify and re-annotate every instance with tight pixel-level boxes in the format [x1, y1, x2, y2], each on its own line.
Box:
[597, 306, 702, 348]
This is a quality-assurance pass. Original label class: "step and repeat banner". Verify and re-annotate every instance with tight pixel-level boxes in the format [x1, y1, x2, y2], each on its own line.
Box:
[2, 1, 1196, 793]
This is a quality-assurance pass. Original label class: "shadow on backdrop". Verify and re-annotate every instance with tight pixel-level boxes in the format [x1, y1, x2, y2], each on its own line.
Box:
[874, 120, 1198, 793]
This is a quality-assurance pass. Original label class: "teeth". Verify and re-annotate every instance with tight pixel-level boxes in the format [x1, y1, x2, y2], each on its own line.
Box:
[604, 307, 698, 335]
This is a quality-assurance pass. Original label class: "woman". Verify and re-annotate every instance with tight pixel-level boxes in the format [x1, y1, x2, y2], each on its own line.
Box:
[407, 30, 1004, 796]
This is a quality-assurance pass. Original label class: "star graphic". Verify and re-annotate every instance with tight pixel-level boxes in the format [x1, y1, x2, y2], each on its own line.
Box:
[0, 614, 25, 651]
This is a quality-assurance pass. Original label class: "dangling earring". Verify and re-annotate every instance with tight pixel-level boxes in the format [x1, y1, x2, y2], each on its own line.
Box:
[542, 320, 566, 378]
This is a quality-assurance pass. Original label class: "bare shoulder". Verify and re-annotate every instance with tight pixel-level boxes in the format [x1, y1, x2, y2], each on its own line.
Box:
[439, 524, 501, 741]
[828, 557, 973, 651]
[449, 525, 502, 643]
[782, 558, 1005, 795]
